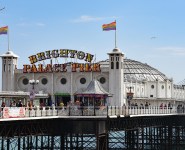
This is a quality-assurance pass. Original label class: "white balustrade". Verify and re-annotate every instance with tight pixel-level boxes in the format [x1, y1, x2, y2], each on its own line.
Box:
[0, 105, 184, 119]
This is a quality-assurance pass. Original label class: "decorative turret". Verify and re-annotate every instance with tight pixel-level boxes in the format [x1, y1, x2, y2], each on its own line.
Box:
[108, 47, 125, 106]
[0, 50, 19, 91]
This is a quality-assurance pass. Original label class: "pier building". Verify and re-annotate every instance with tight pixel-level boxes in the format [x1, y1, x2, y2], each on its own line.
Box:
[0, 47, 185, 107]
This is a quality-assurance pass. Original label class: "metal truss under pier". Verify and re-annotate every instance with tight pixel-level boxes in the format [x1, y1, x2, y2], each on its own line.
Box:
[0, 134, 99, 150]
[0, 115, 185, 149]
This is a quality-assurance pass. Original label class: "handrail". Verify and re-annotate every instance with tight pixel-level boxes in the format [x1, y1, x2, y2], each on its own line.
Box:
[0, 105, 184, 119]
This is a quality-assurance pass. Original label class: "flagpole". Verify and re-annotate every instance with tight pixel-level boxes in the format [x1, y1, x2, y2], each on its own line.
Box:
[115, 20, 117, 48]
[91, 54, 96, 80]
[8, 27, 10, 51]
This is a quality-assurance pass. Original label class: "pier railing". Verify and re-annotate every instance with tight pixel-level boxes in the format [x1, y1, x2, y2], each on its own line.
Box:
[108, 106, 175, 116]
[0, 106, 184, 119]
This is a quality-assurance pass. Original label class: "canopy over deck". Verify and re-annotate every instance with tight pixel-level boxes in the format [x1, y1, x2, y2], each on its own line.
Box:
[75, 79, 110, 97]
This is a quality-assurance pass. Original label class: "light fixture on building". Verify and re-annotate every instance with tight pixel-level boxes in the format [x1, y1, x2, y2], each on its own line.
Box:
[29, 79, 39, 89]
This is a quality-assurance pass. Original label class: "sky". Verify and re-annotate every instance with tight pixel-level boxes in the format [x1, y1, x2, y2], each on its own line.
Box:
[0, 0, 185, 89]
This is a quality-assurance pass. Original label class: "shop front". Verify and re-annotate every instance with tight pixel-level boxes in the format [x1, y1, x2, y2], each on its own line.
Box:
[55, 92, 71, 106]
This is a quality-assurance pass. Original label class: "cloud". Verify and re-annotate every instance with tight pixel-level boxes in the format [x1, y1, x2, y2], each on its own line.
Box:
[71, 15, 118, 23]
[35, 22, 45, 26]
[17, 22, 45, 27]
[156, 47, 185, 56]
[150, 36, 157, 39]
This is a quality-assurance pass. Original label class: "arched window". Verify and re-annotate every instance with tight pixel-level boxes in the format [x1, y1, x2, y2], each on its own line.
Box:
[116, 62, 119, 69]
[3, 60, 6, 72]
[111, 62, 114, 69]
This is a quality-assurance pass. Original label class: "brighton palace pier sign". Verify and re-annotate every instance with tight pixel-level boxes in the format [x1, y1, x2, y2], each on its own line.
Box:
[23, 49, 101, 73]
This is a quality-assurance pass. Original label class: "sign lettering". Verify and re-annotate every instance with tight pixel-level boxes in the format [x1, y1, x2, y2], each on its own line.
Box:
[23, 49, 101, 73]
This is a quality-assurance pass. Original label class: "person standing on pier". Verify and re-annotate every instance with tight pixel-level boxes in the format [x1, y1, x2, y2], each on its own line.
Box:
[12, 101, 16, 107]
[1, 102, 5, 108]
[59, 100, 64, 109]
[80, 101, 85, 116]
[18, 100, 23, 107]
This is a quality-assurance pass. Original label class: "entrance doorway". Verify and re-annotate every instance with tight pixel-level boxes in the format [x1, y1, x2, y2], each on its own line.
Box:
[54, 93, 70, 106]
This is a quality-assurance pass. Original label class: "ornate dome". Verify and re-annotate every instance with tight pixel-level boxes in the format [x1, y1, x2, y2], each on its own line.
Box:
[0, 50, 19, 58]
[124, 59, 169, 82]
[99, 58, 169, 82]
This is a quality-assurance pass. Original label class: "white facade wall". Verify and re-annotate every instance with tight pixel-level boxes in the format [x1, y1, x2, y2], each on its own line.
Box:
[166, 80, 172, 98]
[14, 68, 185, 105]
[132, 82, 145, 98]
[173, 87, 185, 100]
[147, 82, 157, 98]
[158, 82, 165, 98]
[15, 68, 110, 102]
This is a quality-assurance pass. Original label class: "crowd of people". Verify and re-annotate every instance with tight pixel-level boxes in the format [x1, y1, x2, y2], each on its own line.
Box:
[0, 100, 179, 110]
[0, 99, 83, 109]
[130, 102, 150, 109]
[1, 100, 37, 109]
[129, 102, 174, 109]
[1, 100, 24, 108]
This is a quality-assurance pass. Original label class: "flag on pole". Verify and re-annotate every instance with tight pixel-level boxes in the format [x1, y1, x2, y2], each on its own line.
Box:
[0, 26, 8, 35]
[102, 21, 116, 31]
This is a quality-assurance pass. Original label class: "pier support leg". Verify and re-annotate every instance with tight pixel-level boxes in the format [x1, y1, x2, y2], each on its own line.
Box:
[7, 138, 9, 150]
[168, 125, 172, 150]
[60, 135, 65, 150]
[1, 137, 4, 150]
[97, 133, 108, 150]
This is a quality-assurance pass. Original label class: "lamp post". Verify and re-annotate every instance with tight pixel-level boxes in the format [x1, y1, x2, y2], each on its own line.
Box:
[126, 86, 134, 106]
[29, 79, 39, 105]
[29, 79, 39, 90]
